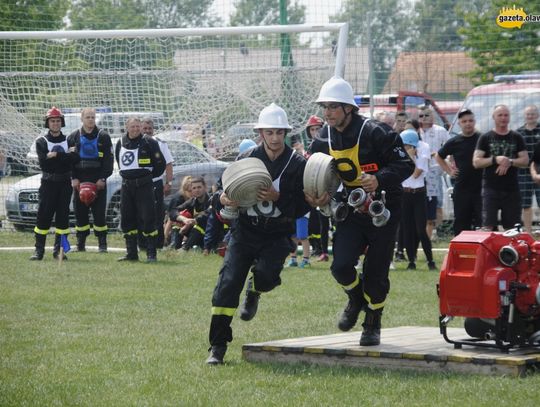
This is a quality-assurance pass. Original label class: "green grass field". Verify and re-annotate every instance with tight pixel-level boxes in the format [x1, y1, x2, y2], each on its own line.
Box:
[1, 232, 539, 406]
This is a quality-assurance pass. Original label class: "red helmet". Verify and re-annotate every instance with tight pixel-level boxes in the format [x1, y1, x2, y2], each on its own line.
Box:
[79, 182, 97, 206]
[44, 106, 66, 128]
[306, 115, 323, 128]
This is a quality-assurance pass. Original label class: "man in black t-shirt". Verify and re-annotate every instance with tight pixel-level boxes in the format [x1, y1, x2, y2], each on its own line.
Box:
[473, 105, 529, 230]
[517, 105, 540, 233]
[435, 109, 482, 235]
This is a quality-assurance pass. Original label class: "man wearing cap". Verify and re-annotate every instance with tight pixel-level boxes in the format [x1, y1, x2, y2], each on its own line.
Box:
[435, 109, 482, 235]
[68, 107, 114, 253]
[30, 107, 80, 261]
[206, 103, 310, 365]
[306, 77, 414, 346]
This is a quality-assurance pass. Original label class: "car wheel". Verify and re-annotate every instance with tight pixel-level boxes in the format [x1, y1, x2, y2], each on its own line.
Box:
[5, 158, 28, 176]
[106, 193, 122, 231]
[12, 222, 28, 232]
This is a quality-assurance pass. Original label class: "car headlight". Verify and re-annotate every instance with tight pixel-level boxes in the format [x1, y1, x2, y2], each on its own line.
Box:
[6, 186, 18, 204]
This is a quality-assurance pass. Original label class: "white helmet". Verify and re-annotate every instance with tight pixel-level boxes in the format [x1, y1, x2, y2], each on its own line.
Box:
[316, 76, 358, 109]
[254, 103, 292, 130]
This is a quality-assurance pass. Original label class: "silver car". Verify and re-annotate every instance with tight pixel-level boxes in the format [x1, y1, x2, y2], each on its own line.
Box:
[5, 137, 227, 231]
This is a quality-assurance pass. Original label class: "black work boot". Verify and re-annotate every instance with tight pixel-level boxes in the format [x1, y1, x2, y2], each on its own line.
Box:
[30, 233, 46, 261]
[206, 345, 227, 365]
[75, 232, 88, 252]
[52, 234, 68, 260]
[146, 236, 157, 263]
[337, 284, 366, 331]
[239, 278, 260, 321]
[97, 234, 108, 253]
[360, 308, 382, 346]
[117, 235, 139, 261]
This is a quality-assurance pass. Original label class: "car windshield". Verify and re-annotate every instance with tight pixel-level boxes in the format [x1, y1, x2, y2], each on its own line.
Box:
[164, 139, 213, 164]
[449, 91, 540, 136]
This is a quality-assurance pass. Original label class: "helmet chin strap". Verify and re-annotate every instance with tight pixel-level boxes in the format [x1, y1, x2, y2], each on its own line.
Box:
[334, 107, 353, 131]
[262, 136, 278, 160]
[261, 131, 286, 161]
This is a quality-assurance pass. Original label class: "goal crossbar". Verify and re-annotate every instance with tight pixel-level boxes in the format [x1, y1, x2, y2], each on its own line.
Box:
[0, 23, 349, 77]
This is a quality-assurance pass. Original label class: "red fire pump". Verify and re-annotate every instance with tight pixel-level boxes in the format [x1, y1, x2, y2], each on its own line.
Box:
[438, 228, 540, 351]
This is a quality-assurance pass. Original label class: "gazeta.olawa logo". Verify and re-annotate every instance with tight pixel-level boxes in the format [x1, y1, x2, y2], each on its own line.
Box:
[496, 5, 540, 28]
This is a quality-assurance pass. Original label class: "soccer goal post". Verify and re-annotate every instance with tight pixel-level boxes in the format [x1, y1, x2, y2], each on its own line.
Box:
[0, 23, 348, 158]
[0, 23, 348, 231]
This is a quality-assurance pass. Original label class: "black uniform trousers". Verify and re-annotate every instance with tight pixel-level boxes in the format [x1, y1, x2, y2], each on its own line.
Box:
[308, 208, 330, 254]
[331, 213, 398, 309]
[482, 186, 522, 230]
[318, 212, 330, 254]
[153, 180, 165, 248]
[209, 224, 294, 346]
[73, 186, 107, 236]
[401, 189, 433, 263]
[120, 177, 156, 236]
[35, 179, 72, 233]
[452, 187, 482, 235]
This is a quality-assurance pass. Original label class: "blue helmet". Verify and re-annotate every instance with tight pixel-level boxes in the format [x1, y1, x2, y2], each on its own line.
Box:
[238, 138, 257, 154]
[400, 129, 419, 147]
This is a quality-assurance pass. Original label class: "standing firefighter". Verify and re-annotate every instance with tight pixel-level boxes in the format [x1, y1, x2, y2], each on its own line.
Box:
[306, 77, 414, 346]
[115, 117, 165, 262]
[30, 107, 80, 260]
[68, 108, 114, 252]
[140, 117, 174, 249]
[206, 103, 310, 365]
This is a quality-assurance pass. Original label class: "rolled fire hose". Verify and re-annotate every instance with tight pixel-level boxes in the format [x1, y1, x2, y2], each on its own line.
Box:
[303, 152, 340, 216]
[221, 157, 272, 208]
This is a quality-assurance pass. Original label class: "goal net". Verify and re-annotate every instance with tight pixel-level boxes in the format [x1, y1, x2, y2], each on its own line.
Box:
[0, 23, 348, 231]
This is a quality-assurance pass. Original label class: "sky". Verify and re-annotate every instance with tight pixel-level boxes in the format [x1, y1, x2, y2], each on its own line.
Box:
[209, 0, 344, 46]
[210, 0, 343, 25]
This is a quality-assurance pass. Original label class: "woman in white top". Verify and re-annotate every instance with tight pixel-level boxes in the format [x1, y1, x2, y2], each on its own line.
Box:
[400, 129, 437, 271]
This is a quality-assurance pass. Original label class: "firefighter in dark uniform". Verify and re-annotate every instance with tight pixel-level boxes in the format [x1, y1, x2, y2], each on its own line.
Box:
[206, 103, 311, 365]
[306, 77, 414, 346]
[175, 176, 211, 251]
[114, 117, 165, 262]
[30, 107, 80, 261]
[68, 108, 114, 253]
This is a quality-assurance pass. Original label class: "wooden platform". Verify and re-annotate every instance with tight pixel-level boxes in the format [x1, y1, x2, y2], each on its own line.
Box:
[242, 326, 540, 377]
